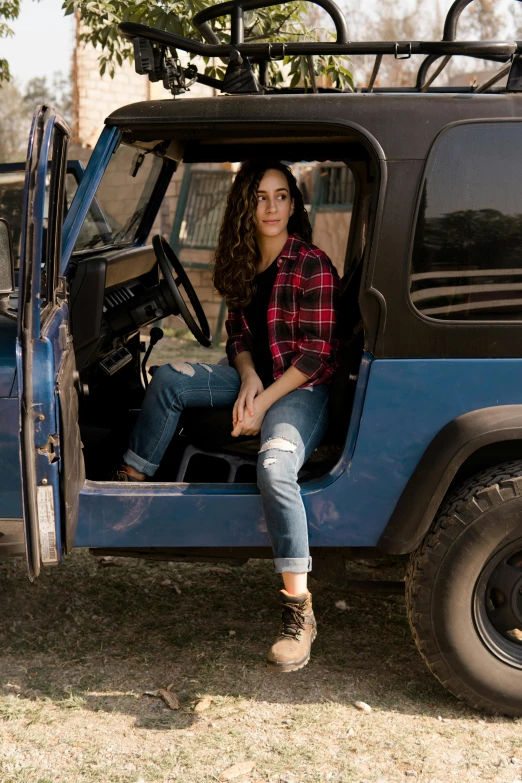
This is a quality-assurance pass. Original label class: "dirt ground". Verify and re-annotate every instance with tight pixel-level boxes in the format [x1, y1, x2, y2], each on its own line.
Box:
[1, 553, 522, 783]
[145, 324, 226, 368]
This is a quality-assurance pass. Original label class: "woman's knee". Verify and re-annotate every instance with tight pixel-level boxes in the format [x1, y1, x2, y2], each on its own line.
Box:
[256, 436, 299, 487]
[149, 363, 173, 386]
[151, 361, 196, 390]
[147, 363, 186, 405]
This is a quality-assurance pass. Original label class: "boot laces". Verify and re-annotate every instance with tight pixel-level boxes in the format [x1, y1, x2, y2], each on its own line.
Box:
[280, 602, 306, 640]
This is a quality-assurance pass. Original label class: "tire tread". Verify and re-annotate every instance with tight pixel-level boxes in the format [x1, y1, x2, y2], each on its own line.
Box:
[406, 459, 522, 716]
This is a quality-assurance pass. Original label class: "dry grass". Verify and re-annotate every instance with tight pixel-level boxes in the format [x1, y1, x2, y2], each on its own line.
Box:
[1, 552, 521, 783]
[142, 323, 226, 369]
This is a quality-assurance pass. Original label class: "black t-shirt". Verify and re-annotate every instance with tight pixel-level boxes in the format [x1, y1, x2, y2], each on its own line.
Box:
[244, 261, 278, 388]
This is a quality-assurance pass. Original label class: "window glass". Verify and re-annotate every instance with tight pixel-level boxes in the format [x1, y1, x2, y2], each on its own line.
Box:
[0, 170, 26, 268]
[73, 144, 164, 253]
[38, 126, 68, 311]
[411, 122, 522, 321]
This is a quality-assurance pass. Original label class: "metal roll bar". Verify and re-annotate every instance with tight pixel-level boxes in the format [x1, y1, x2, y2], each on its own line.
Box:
[117, 0, 522, 95]
[443, 0, 474, 40]
[416, 0, 474, 90]
[416, 0, 522, 90]
[119, 23, 519, 60]
[193, 0, 350, 46]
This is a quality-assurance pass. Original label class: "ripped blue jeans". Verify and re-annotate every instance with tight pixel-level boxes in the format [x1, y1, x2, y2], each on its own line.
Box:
[124, 362, 330, 574]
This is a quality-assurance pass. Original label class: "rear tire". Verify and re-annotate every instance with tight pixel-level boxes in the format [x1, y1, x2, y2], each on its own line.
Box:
[406, 460, 522, 715]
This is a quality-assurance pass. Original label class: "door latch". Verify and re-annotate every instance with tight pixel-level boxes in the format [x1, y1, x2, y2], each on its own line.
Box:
[37, 433, 60, 464]
[73, 370, 89, 397]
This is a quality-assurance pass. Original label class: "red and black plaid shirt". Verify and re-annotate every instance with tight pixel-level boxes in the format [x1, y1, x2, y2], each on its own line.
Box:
[225, 234, 340, 387]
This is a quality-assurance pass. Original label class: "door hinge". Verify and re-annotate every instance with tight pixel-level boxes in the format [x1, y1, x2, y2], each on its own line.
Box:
[56, 276, 67, 301]
[73, 370, 89, 397]
[37, 433, 60, 464]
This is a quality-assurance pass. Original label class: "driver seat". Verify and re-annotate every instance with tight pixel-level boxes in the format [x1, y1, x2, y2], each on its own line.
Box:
[175, 407, 259, 482]
[176, 408, 260, 483]
[170, 265, 365, 482]
[147, 360, 260, 482]
[172, 327, 362, 483]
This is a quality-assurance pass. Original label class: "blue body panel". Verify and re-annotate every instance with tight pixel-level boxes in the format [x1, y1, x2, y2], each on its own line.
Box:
[0, 319, 17, 397]
[29, 303, 70, 558]
[0, 397, 23, 518]
[74, 356, 522, 549]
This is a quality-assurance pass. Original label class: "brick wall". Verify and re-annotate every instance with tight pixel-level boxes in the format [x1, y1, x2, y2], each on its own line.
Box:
[73, 17, 214, 147]
[73, 20, 149, 147]
[182, 262, 224, 335]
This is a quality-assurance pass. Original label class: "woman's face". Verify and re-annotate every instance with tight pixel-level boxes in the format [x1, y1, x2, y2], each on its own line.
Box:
[255, 168, 294, 240]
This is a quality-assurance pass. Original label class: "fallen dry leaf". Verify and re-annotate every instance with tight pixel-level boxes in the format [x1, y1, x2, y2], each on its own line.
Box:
[194, 695, 213, 712]
[98, 556, 121, 567]
[158, 689, 180, 710]
[219, 760, 256, 781]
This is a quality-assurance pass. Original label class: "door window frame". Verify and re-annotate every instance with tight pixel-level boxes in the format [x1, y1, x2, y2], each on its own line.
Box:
[39, 124, 69, 326]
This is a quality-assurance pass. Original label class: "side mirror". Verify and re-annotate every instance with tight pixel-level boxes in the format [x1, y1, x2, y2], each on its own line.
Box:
[0, 219, 16, 321]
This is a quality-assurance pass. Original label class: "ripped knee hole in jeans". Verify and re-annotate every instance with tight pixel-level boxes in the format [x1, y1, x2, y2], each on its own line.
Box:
[170, 362, 214, 406]
[259, 436, 297, 468]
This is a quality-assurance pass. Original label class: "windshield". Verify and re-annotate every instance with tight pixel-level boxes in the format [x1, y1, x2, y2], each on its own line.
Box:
[73, 143, 164, 253]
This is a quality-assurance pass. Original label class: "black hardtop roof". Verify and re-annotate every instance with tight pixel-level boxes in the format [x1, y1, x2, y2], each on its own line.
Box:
[105, 92, 522, 162]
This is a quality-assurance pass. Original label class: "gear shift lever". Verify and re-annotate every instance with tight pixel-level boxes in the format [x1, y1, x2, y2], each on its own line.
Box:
[142, 326, 164, 388]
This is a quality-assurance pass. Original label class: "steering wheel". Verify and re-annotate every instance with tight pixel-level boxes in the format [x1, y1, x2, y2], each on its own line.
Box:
[152, 234, 212, 347]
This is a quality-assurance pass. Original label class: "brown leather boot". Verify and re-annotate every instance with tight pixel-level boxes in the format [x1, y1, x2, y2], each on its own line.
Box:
[266, 590, 317, 672]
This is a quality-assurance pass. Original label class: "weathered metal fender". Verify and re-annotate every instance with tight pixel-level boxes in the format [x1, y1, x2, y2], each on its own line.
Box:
[378, 405, 522, 554]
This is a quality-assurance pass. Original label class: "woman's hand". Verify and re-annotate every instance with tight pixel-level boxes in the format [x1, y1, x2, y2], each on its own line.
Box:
[232, 396, 267, 437]
[232, 369, 264, 432]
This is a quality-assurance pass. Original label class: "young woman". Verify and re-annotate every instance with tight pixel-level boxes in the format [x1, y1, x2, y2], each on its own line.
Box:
[118, 160, 340, 672]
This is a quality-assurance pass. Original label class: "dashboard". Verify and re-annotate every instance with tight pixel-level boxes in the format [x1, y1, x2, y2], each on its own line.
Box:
[70, 243, 175, 373]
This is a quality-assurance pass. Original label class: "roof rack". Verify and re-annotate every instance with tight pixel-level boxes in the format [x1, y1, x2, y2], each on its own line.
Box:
[118, 0, 522, 96]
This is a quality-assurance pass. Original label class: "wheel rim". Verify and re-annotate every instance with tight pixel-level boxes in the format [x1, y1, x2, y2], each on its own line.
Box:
[473, 539, 522, 668]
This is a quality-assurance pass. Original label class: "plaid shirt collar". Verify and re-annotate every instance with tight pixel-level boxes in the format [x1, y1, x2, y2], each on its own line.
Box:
[276, 234, 302, 265]
[225, 232, 340, 386]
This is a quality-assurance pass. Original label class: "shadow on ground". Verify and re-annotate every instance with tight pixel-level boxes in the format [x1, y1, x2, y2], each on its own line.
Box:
[0, 551, 463, 730]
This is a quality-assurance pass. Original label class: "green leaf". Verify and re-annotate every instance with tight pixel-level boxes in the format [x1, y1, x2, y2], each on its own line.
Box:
[289, 69, 300, 88]
[62, 0, 353, 87]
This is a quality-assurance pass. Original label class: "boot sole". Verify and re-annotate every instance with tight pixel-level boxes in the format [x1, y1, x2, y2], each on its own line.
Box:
[266, 628, 317, 673]
[266, 655, 311, 673]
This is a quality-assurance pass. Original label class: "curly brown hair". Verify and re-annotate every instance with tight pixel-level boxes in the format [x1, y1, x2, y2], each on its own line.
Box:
[213, 160, 312, 308]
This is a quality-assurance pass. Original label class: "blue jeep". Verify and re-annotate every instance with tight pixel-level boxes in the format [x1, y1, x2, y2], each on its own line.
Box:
[2, 0, 522, 715]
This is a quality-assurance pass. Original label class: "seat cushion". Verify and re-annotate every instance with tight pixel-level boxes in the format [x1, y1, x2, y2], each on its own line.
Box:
[179, 407, 259, 453]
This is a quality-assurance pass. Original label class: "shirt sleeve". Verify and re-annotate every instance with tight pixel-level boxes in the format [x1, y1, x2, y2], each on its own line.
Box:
[225, 307, 249, 365]
[291, 251, 340, 381]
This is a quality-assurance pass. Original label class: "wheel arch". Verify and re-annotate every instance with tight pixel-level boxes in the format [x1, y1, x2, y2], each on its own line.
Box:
[378, 405, 522, 555]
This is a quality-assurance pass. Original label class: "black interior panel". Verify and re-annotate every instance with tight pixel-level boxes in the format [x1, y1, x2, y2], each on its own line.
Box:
[69, 256, 106, 370]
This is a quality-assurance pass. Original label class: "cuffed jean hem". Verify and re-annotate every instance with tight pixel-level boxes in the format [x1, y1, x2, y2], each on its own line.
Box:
[273, 557, 312, 574]
[123, 448, 160, 477]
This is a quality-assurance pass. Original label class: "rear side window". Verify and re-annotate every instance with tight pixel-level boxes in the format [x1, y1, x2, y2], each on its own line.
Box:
[410, 122, 522, 321]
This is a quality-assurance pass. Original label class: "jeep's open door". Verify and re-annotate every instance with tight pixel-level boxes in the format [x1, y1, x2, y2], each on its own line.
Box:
[0, 159, 108, 272]
[17, 105, 85, 580]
